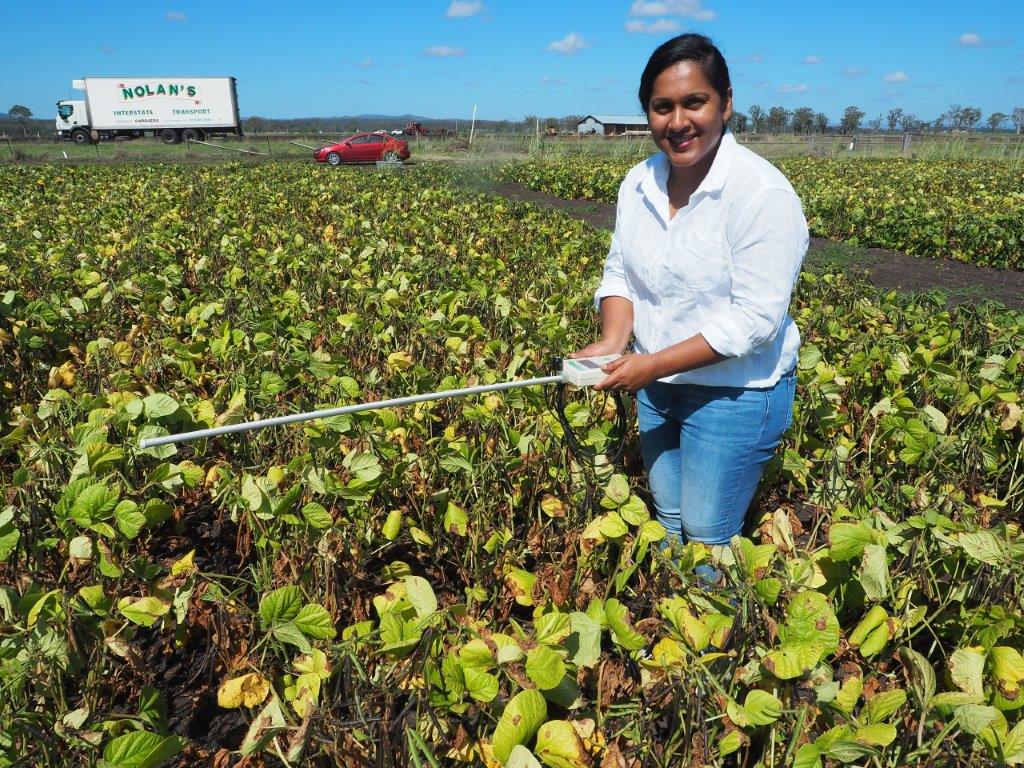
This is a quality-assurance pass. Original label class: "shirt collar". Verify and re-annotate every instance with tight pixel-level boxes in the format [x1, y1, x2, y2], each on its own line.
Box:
[638, 128, 737, 205]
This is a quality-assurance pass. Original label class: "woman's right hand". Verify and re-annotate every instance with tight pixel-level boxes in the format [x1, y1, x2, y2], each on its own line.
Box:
[569, 340, 623, 359]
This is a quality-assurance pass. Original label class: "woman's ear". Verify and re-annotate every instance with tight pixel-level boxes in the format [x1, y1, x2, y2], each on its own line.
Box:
[722, 87, 734, 125]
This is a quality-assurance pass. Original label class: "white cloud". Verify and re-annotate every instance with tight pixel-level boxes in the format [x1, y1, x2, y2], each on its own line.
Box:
[424, 45, 466, 57]
[629, 0, 715, 20]
[100, 43, 115, 54]
[883, 71, 908, 83]
[842, 66, 868, 78]
[165, 11, 187, 21]
[357, 58, 374, 68]
[777, 83, 808, 93]
[547, 33, 588, 54]
[803, 55, 823, 64]
[957, 32, 982, 46]
[625, 18, 682, 34]
[753, 80, 769, 89]
[446, 1, 484, 18]
[743, 53, 765, 63]
[540, 75, 566, 85]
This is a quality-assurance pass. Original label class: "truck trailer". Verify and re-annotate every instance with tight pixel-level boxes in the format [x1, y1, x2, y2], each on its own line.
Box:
[56, 76, 243, 144]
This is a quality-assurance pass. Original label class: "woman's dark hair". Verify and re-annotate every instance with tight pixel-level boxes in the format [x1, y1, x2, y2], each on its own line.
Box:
[638, 33, 731, 110]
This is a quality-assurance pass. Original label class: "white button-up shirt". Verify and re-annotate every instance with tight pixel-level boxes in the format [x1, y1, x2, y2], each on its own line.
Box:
[594, 130, 808, 388]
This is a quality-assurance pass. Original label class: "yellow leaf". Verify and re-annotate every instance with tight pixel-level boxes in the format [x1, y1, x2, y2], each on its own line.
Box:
[217, 672, 271, 709]
[170, 550, 196, 577]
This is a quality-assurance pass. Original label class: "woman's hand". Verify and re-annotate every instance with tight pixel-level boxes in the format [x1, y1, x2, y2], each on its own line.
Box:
[592, 353, 661, 393]
[569, 340, 623, 359]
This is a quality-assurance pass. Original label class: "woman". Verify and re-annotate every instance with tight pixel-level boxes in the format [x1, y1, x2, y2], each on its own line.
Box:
[573, 34, 808, 574]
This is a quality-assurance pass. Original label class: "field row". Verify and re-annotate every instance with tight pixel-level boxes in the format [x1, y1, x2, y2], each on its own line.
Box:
[0, 164, 1022, 767]
[500, 157, 1024, 270]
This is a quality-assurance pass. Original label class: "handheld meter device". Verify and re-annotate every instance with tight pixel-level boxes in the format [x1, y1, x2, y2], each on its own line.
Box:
[561, 355, 620, 387]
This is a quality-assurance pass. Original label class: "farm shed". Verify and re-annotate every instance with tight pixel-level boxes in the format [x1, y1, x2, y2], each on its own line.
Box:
[577, 115, 649, 136]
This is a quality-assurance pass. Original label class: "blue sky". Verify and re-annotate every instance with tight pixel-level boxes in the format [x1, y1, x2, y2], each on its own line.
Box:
[3, 1, 1022, 124]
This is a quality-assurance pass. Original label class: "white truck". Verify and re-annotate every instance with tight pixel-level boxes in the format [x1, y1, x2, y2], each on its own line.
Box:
[55, 76, 243, 145]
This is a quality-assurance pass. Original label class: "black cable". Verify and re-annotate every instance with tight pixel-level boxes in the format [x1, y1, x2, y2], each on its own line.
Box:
[546, 356, 630, 465]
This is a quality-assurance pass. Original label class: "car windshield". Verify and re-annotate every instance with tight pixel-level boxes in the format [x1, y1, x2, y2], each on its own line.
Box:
[58, 104, 74, 119]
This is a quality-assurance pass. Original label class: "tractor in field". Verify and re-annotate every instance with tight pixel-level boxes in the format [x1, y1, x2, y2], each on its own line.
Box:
[403, 121, 430, 136]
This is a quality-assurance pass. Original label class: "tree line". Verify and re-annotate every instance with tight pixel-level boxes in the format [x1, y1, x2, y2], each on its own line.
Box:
[6, 103, 1024, 138]
[727, 104, 1024, 135]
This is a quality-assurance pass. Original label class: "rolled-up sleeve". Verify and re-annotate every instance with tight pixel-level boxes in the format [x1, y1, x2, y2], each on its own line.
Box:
[593, 190, 632, 311]
[699, 188, 808, 358]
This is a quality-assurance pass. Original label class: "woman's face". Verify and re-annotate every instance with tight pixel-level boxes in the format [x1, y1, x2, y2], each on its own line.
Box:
[647, 60, 733, 173]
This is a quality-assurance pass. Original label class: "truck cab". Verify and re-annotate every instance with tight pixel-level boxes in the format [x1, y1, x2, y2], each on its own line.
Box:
[55, 100, 91, 144]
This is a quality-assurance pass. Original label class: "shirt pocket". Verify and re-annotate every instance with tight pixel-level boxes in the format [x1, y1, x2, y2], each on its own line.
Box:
[663, 233, 728, 294]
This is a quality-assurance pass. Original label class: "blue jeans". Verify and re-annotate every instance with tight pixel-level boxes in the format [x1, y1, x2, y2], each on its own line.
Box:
[637, 368, 797, 555]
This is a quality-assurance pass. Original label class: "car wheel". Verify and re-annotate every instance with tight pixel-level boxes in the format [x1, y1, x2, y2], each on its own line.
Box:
[160, 129, 179, 145]
[71, 130, 91, 145]
[181, 128, 200, 143]
[327, 152, 343, 166]
[383, 150, 402, 163]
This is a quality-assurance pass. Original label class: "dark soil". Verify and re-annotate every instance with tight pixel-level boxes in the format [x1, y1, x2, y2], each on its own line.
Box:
[487, 181, 1024, 311]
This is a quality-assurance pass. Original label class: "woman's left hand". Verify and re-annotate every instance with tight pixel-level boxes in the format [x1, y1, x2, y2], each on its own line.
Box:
[593, 353, 661, 393]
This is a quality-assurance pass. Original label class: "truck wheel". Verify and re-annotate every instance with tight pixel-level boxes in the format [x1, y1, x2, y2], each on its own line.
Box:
[160, 129, 180, 145]
[71, 130, 91, 145]
[181, 128, 200, 143]
[326, 152, 343, 166]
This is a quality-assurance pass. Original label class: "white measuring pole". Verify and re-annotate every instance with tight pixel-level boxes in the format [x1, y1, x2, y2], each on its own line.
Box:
[138, 375, 563, 449]
[469, 104, 477, 145]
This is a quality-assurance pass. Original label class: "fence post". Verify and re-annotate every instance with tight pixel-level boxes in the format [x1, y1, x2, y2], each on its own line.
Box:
[6, 137, 13, 158]
[901, 133, 911, 154]
[267, 137, 272, 157]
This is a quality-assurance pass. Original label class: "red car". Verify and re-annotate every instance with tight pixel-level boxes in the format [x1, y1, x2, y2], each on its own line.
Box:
[313, 133, 410, 165]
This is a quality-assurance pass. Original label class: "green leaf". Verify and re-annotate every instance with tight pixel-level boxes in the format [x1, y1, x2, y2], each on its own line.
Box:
[0, 511, 19, 562]
[443, 502, 468, 536]
[293, 603, 336, 640]
[793, 743, 822, 768]
[957, 530, 1006, 566]
[744, 689, 783, 725]
[70, 482, 119, 527]
[854, 723, 896, 747]
[949, 647, 987, 698]
[404, 576, 438, 618]
[301, 502, 333, 530]
[534, 720, 588, 768]
[858, 544, 890, 600]
[272, 621, 313, 652]
[462, 666, 499, 702]
[259, 586, 304, 628]
[826, 740, 881, 763]
[602, 474, 630, 506]
[118, 596, 170, 628]
[507, 745, 543, 768]
[136, 426, 176, 459]
[114, 500, 146, 540]
[828, 521, 872, 561]
[764, 591, 840, 679]
[604, 598, 645, 651]
[102, 731, 185, 768]
[491, 689, 547, 764]
[459, 638, 494, 669]
[718, 729, 744, 758]
[142, 394, 180, 420]
[382, 510, 402, 540]
[862, 689, 906, 724]
[534, 612, 571, 646]
[565, 612, 602, 669]
[898, 647, 936, 707]
[618, 495, 649, 526]
[526, 644, 566, 690]
[954, 704, 1000, 735]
